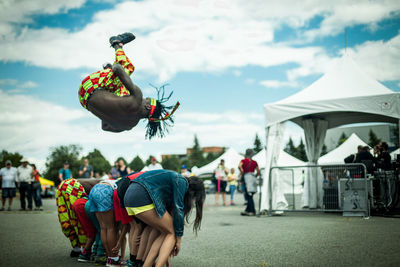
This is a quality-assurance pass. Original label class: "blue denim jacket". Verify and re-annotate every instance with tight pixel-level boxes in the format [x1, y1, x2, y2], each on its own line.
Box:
[132, 169, 188, 237]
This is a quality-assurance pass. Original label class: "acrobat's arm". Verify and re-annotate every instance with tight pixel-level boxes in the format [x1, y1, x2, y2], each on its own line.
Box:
[112, 64, 143, 100]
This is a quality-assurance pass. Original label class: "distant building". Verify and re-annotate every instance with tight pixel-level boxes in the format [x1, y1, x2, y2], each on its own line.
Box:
[161, 146, 226, 161]
[186, 146, 225, 156]
[161, 153, 187, 161]
[324, 124, 397, 151]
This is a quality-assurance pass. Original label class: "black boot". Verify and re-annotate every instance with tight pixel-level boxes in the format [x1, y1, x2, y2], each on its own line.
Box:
[109, 32, 136, 47]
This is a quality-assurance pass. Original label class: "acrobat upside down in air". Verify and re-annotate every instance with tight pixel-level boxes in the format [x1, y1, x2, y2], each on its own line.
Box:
[78, 32, 179, 139]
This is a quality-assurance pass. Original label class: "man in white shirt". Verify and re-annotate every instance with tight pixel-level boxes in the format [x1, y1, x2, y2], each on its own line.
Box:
[16, 158, 33, 211]
[147, 157, 163, 171]
[0, 160, 17, 211]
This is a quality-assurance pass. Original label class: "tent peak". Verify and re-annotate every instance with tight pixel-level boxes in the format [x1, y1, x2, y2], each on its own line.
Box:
[277, 54, 394, 104]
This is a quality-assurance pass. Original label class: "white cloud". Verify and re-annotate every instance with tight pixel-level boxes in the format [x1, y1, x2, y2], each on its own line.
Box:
[286, 32, 400, 84]
[0, 0, 85, 24]
[1, 0, 398, 82]
[0, 89, 266, 171]
[245, 78, 255, 85]
[0, 0, 85, 37]
[0, 79, 39, 92]
[299, 0, 400, 42]
[233, 70, 242, 77]
[0, 0, 324, 81]
[260, 80, 298, 89]
[20, 81, 38, 88]
[0, 79, 18, 86]
[345, 33, 400, 82]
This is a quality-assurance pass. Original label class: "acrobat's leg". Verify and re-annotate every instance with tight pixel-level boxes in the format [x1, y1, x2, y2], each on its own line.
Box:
[111, 45, 143, 101]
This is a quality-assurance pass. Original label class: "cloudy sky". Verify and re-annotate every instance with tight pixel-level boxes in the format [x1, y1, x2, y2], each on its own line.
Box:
[0, 0, 399, 171]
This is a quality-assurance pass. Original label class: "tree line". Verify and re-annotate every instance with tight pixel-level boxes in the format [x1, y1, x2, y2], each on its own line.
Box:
[0, 133, 263, 185]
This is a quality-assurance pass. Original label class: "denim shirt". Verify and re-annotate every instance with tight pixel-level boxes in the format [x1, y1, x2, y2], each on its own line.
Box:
[132, 169, 189, 237]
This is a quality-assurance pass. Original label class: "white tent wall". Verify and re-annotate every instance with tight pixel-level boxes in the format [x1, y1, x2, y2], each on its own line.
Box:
[301, 118, 328, 208]
[261, 54, 400, 213]
[193, 147, 242, 176]
[318, 133, 369, 164]
[260, 123, 286, 211]
[391, 148, 400, 160]
[255, 147, 305, 210]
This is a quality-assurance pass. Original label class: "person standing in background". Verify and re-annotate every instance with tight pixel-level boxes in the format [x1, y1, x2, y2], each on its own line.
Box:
[117, 159, 131, 177]
[227, 168, 238, 206]
[31, 164, 43, 211]
[214, 159, 228, 206]
[180, 165, 191, 178]
[147, 157, 163, 171]
[110, 161, 120, 179]
[239, 149, 260, 216]
[0, 160, 17, 211]
[59, 161, 73, 182]
[376, 142, 391, 170]
[79, 158, 94, 178]
[16, 159, 34, 211]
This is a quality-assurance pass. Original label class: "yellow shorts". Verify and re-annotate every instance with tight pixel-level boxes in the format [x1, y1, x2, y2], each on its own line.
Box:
[126, 204, 155, 216]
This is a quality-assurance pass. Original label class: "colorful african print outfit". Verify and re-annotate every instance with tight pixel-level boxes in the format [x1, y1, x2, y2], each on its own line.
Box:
[78, 48, 135, 109]
[56, 179, 88, 248]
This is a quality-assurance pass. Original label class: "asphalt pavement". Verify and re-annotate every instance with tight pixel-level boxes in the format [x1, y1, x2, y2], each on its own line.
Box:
[0, 193, 399, 267]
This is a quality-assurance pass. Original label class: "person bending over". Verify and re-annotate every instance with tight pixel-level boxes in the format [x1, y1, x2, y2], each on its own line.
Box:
[89, 179, 127, 267]
[78, 32, 179, 139]
[124, 170, 205, 267]
[56, 178, 101, 257]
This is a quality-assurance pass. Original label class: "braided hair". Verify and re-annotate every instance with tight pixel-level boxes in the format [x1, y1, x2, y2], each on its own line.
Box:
[145, 84, 177, 139]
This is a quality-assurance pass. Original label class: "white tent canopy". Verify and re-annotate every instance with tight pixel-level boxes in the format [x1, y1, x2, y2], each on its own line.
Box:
[318, 133, 369, 164]
[391, 148, 400, 160]
[261, 54, 400, 211]
[253, 149, 305, 168]
[193, 147, 242, 176]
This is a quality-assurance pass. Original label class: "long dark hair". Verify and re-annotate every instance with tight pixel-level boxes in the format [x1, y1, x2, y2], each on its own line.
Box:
[183, 176, 206, 235]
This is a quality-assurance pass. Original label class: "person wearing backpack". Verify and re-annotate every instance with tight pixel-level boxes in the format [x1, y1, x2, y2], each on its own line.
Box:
[238, 149, 260, 216]
[59, 161, 73, 182]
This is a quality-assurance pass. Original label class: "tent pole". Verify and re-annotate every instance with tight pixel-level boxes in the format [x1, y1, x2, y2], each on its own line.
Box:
[398, 119, 400, 149]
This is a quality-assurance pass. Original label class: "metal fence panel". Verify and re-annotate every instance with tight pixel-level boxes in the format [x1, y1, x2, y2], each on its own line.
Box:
[266, 163, 369, 216]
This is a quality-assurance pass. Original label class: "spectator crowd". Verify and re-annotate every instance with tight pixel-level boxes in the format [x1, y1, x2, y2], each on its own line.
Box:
[0, 159, 43, 211]
[344, 141, 392, 173]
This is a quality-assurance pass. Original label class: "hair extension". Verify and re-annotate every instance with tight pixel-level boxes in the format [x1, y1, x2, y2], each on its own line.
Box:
[145, 84, 177, 139]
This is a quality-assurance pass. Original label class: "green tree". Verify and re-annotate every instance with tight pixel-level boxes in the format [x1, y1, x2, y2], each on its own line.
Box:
[188, 135, 206, 168]
[337, 132, 348, 147]
[296, 139, 308, 162]
[44, 144, 82, 184]
[284, 137, 297, 157]
[368, 129, 381, 148]
[0, 150, 23, 168]
[203, 147, 225, 165]
[320, 144, 328, 156]
[205, 153, 218, 164]
[129, 155, 145, 172]
[84, 148, 111, 175]
[253, 133, 263, 153]
[161, 155, 181, 172]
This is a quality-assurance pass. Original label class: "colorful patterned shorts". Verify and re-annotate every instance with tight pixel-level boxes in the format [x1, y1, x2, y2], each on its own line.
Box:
[78, 48, 135, 109]
[56, 179, 88, 248]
